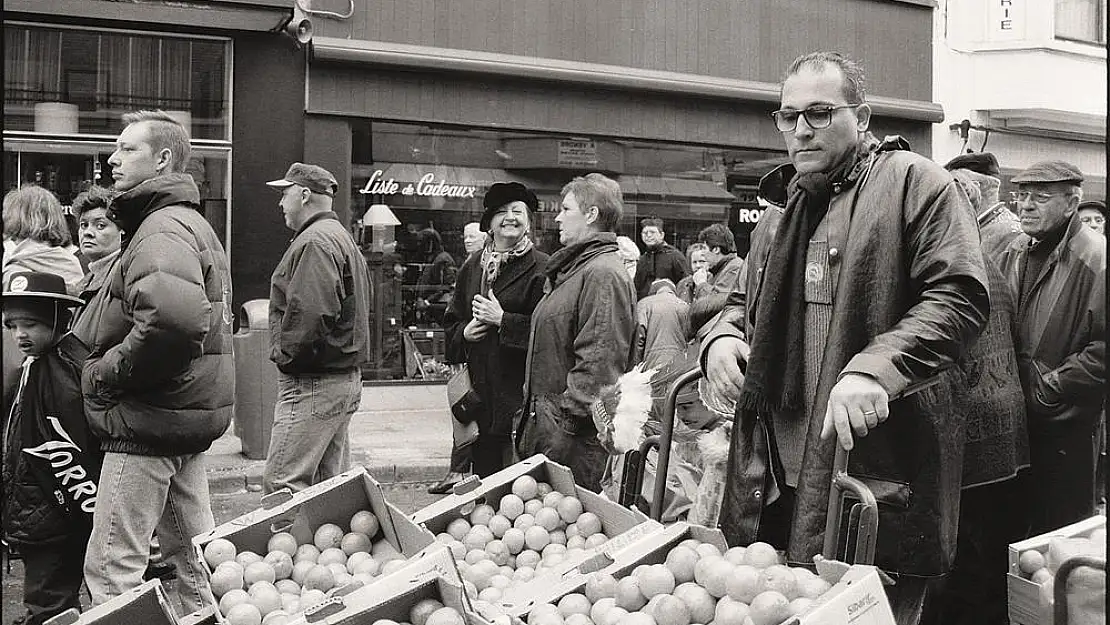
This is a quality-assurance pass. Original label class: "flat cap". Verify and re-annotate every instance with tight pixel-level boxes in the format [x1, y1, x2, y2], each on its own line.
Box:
[1079, 199, 1107, 216]
[266, 162, 339, 197]
[944, 152, 1000, 177]
[1012, 160, 1085, 185]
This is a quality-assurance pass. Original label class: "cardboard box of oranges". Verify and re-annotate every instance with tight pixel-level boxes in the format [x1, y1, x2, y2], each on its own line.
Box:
[191, 467, 437, 624]
[410, 455, 661, 607]
[285, 544, 484, 625]
[43, 579, 179, 625]
[1007, 514, 1106, 625]
[478, 521, 895, 625]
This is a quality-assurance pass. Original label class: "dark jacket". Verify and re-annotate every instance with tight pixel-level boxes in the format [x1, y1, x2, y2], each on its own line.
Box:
[3, 334, 101, 546]
[694, 254, 746, 300]
[443, 247, 548, 436]
[997, 214, 1106, 429]
[519, 233, 636, 489]
[632, 289, 691, 370]
[705, 143, 989, 576]
[75, 250, 120, 305]
[269, 211, 371, 375]
[72, 174, 234, 456]
[634, 242, 689, 299]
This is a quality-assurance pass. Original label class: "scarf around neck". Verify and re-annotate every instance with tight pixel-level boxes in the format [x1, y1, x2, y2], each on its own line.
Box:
[737, 141, 873, 416]
[480, 234, 533, 294]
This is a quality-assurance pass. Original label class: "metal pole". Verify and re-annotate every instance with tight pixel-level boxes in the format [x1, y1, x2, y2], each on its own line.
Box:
[650, 367, 704, 521]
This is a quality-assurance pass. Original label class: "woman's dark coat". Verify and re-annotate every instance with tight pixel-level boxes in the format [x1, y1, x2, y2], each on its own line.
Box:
[443, 247, 548, 436]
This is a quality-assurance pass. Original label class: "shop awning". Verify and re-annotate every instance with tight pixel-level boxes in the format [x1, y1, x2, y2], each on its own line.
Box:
[618, 176, 736, 202]
[6, 0, 292, 32]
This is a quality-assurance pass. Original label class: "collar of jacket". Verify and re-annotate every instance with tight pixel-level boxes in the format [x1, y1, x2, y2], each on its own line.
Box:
[291, 210, 340, 240]
[756, 133, 910, 208]
[709, 252, 737, 275]
[544, 232, 618, 285]
[644, 242, 675, 255]
[1008, 212, 1089, 262]
[109, 173, 200, 237]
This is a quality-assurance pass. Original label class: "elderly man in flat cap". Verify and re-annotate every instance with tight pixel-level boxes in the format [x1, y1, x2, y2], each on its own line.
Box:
[263, 163, 372, 494]
[997, 160, 1106, 535]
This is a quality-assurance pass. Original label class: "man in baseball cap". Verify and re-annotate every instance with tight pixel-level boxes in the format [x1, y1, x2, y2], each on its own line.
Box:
[266, 162, 339, 197]
[997, 159, 1106, 536]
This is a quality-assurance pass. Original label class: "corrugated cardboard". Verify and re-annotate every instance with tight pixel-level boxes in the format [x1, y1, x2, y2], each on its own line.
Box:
[497, 522, 726, 617]
[43, 579, 178, 625]
[192, 467, 437, 623]
[287, 544, 479, 625]
[411, 455, 661, 607]
[785, 566, 896, 625]
[1007, 514, 1106, 625]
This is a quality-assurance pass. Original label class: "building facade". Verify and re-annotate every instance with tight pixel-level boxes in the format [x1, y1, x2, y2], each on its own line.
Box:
[5, 0, 945, 381]
[932, 0, 1106, 200]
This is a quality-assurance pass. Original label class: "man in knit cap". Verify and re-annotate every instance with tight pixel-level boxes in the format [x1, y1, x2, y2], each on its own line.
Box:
[944, 152, 1023, 259]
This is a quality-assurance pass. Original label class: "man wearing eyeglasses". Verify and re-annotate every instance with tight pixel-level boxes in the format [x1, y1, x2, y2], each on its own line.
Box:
[263, 163, 372, 494]
[702, 52, 989, 624]
[997, 161, 1106, 536]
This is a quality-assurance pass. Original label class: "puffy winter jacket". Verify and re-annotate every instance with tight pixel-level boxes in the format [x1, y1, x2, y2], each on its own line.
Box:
[71, 174, 234, 456]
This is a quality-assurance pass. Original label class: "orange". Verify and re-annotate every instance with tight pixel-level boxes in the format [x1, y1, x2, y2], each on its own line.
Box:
[350, 510, 380, 538]
[318, 547, 348, 567]
[514, 513, 537, 530]
[557, 593, 592, 617]
[502, 528, 526, 554]
[713, 597, 750, 625]
[584, 533, 609, 549]
[512, 475, 540, 500]
[262, 609, 292, 625]
[591, 597, 617, 624]
[219, 589, 252, 616]
[275, 579, 300, 595]
[225, 602, 263, 625]
[694, 544, 721, 559]
[748, 591, 791, 625]
[447, 518, 472, 541]
[550, 530, 567, 546]
[470, 504, 497, 527]
[796, 576, 831, 600]
[294, 544, 320, 563]
[556, 497, 584, 524]
[525, 499, 544, 515]
[341, 532, 373, 556]
[313, 524, 345, 551]
[302, 564, 335, 592]
[723, 547, 747, 566]
[741, 543, 779, 570]
[410, 598, 445, 625]
[650, 594, 692, 625]
[486, 539, 514, 567]
[693, 556, 734, 598]
[299, 588, 327, 609]
[244, 562, 277, 586]
[602, 607, 629, 625]
[488, 514, 512, 538]
[638, 564, 677, 598]
[672, 582, 716, 624]
[267, 533, 298, 558]
[204, 538, 238, 569]
[351, 556, 382, 577]
[664, 546, 699, 584]
[381, 559, 407, 575]
[543, 491, 566, 508]
[585, 572, 619, 602]
[426, 607, 466, 625]
[576, 512, 603, 537]
[249, 582, 283, 617]
[621, 612, 658, 625]
[615, 576, 648, 611]
[264, 551, 294, 581]
[535, 507, 563, 532]
[500, 494, 526, 520]
[525, 525, 552, 551]
[211, 564, 245, 598]
[725, 564, 761, 603]
[757, 565, 797, 600]
[290, 560, 316, 585]
[565, 614, 593, 625]
[1018, 550, 1046, 576]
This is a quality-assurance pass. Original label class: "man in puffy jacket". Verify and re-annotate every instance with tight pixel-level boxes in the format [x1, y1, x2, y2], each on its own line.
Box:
[72, 110, 233, 612]
[633, 217, 689, 299]
[263, 163, 371, 494]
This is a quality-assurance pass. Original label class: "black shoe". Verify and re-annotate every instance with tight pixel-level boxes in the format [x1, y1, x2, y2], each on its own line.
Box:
[427, 472, 469, 495]
[143, 559, 177, 581]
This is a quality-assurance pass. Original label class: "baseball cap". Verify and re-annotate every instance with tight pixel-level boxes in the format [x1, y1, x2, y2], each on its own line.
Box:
[266, 162, 339, 197]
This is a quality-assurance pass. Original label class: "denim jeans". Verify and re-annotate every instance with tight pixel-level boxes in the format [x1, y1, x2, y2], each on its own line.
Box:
[263, 370, 362, 494]
[84, 452, 215, 614]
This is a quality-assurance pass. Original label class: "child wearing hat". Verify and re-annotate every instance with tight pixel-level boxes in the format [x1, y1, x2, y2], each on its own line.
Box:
[2, 271, 101, 625]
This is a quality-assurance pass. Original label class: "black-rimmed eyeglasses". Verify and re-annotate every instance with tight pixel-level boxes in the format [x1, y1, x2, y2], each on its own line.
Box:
[770, 104, 860, 132]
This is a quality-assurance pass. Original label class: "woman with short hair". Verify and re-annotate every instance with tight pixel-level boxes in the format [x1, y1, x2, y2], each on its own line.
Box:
[71, 186, 123, 304]
[2, 185, 84, 294]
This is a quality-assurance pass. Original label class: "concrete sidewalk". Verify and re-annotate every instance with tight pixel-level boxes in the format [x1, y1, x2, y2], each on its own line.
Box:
[205, 383, 453, 495]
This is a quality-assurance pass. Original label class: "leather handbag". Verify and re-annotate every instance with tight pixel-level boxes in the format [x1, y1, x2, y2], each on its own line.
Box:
[447, 364, 482, 423]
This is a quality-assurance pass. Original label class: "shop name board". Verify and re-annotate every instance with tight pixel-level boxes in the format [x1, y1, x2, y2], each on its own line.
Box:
[558, 139, 598, 167]
[358, 170, 478, 198]
[989, 0, 1024, 39]
[737, 208, 764, 224]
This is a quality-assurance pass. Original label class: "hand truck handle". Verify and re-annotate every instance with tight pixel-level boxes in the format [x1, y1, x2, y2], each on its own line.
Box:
[649, 366, 706, 521]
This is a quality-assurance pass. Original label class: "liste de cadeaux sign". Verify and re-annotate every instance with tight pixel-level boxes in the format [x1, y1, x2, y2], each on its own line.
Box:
[359, 169, 479, 199]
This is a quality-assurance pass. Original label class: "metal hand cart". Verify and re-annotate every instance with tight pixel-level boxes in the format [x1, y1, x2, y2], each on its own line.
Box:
[619, 363, 880, 566]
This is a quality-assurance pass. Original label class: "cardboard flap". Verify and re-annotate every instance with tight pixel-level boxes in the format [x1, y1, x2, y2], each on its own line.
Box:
[43, 609, 80, 625]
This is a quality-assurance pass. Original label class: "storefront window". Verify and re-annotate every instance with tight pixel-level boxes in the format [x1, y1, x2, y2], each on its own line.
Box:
[4, 23, 230, 140]
[2, 139, 231, 248]
[1056, 0, 1107, 43]
[352, 121, 787, 381]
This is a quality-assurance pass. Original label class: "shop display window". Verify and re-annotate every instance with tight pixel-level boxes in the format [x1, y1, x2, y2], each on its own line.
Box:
[352, 120, 788, 381]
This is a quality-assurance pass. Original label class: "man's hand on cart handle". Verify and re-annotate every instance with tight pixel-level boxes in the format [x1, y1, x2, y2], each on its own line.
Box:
[821, 373, 946, 451]
[820, 374, 889, 451]
[705, 336, 750, 402]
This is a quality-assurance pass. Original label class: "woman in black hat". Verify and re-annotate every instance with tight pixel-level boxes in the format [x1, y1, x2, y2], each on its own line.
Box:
[440, 183, 549, 478]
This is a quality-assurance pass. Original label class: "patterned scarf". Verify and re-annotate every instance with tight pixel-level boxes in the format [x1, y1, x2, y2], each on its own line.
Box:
[480, 235, 534, 294]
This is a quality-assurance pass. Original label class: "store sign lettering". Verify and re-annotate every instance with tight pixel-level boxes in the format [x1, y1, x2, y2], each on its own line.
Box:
[359, 170, 478, 198]
[737, 208, 764, 224]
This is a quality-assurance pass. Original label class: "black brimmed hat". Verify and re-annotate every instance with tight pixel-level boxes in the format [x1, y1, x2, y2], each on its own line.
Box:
[944, 152, 1001, 178]
[3, 271, 83, 306]
[480, 182, 538, 232]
